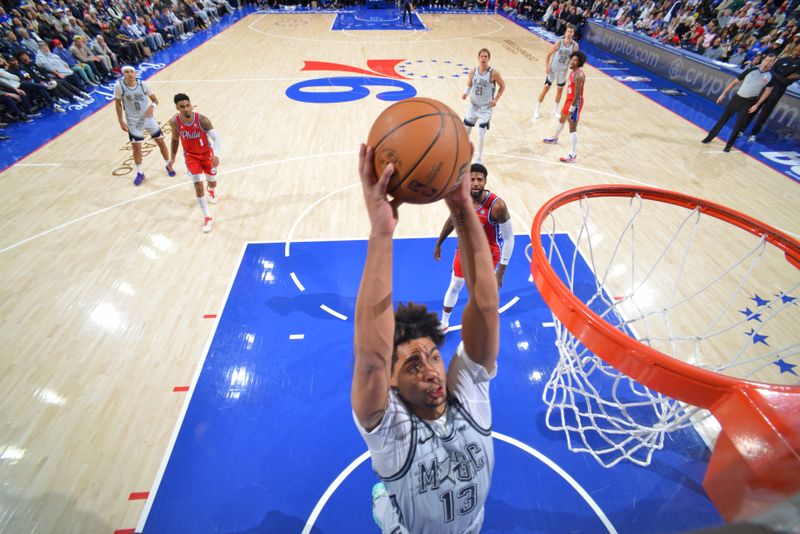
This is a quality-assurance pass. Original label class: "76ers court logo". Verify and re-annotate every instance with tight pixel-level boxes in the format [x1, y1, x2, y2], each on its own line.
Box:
[285, 59, 417, 104]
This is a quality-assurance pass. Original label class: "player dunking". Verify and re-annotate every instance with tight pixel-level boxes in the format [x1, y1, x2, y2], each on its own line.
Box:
[433, 163, 514, 333]
[166, 93, 221, 233]
[353, 142, 500, 534]
[463, 48, 505, 165]
[114, 65, 175, 186]
[533, 25, 579, 119]
[543, 51, 586, 163]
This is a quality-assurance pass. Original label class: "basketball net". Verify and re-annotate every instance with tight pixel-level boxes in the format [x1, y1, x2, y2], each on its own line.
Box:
[529, 186, 800, 519]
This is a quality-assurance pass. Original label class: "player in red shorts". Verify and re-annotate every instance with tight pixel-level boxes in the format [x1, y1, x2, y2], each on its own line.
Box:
[166, 93, 221, 233]
[542, 51, 586, 164]
[433, 163, 514, 332]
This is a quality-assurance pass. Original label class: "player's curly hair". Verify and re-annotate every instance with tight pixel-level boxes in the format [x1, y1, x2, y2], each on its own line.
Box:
[570, 51, 587, 67]
[392, 302, 444, 371]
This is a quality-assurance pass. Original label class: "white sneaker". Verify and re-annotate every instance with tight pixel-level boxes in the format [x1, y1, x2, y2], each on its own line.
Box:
[202, 216, 213, 233]
[552, 109, 560, 118]
[533, 110, 541, 119]
[53, 104, 65, 113]
[207, 188, 218, 204]
[747, 135, 756, 143]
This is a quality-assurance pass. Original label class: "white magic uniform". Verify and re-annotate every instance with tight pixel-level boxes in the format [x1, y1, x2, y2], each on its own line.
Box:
[546, 38, 576, 86]
[464, 67, 495, 129]
[354, 343, 496, 534]
[113, 79, 163, 142]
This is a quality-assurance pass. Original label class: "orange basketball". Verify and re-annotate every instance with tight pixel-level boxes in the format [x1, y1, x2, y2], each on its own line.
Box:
[367, 97, 471, 204]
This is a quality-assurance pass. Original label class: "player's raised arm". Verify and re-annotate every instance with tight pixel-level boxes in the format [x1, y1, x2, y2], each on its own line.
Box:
[352, 144, 401, 431]
[433, 216, 454, 261]
[444, 165, 499, 372]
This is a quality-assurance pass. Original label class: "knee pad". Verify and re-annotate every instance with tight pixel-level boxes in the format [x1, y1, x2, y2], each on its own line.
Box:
[443, 274, 466, 308]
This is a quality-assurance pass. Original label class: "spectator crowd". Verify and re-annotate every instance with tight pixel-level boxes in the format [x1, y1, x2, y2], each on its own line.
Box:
[0, 0, 238, 140]
[1, 0, 797, 142]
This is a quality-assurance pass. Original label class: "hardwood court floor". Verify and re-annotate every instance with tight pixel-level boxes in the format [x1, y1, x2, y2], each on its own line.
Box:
[0, 11, 797, 532]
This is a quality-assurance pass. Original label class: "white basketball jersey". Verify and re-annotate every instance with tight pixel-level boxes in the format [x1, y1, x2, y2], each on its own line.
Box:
[469, 67, 495, 107]
[380, 395, 494, 534]
[116, 80, 150, 121]
[551, 38, 574, 72]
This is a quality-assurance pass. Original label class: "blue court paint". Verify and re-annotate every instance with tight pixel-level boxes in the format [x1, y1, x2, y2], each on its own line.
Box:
[285, 76, 417, 104]
[142, 236, 720, 533]
[332, 7, 426, 30]
[0, 6, 257, 174]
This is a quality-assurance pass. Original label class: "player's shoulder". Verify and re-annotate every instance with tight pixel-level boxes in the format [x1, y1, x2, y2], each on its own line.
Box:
[489, 194, 508, 214]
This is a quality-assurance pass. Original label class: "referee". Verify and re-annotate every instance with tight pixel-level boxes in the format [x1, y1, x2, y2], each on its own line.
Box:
[747, 46, 800, 142]
[702, 53, 777, 152]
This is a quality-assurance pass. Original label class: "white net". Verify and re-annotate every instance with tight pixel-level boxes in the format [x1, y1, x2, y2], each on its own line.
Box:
[531, 192, 800, 468]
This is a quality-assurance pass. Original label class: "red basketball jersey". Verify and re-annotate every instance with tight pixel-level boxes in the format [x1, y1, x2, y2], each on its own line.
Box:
[476, 191, 501, 256]
[175, 112, 212, 157]
[565, 68, 584, 106]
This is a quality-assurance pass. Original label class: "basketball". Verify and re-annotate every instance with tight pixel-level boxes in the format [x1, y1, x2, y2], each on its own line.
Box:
[367, 97, 471, 204]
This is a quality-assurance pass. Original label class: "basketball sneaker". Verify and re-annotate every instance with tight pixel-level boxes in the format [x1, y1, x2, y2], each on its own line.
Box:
[543, 137, 559, 144]
[208, 188, 218, 204]
[747, 135, 756, 143]
[559, 154, 577, 163]
[533, 109, 541, 119]
[165, 164, 176, 177]
[202, 216, 213, 233]
[552, 109, 560, 118]
[133, 172, 145, 186]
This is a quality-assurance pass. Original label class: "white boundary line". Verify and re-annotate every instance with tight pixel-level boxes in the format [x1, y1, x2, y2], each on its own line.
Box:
[491, 432, 617, 533]
[136, 241, 249, 533]
[0, 151, 355, 256]
[320, 304, 348, 320]
[301, 450, 371, 534]
[13, 163, 62, 167]
[301, 431, 617, 534]
[290, 271, 306, 291]
[290, 334, 305, 340]
[498, 296, 520, 314]
[284, 180, 359, 257]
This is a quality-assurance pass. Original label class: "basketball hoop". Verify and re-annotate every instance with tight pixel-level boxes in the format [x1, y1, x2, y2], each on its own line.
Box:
[529, 185, 800, 522]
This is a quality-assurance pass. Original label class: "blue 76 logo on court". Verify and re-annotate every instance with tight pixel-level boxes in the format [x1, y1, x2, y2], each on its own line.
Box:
[285, 59, 417, 104]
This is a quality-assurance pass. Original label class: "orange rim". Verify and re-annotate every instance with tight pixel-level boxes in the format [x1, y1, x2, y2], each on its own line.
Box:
[529, 184, 800, 409]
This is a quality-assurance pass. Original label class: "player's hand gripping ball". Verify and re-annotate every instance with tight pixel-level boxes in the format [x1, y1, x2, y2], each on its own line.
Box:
[367, 97, 471, 204]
